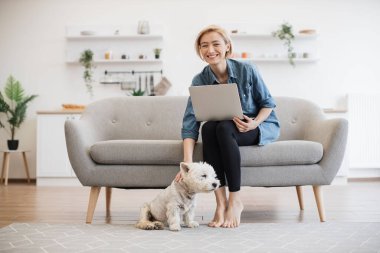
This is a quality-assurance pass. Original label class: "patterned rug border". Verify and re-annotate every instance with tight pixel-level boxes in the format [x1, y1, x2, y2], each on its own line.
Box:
[1, 222, 380, 253]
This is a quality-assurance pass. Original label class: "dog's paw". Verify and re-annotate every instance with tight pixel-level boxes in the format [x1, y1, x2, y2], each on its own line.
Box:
[145, 223, 156, 230]
[136, 221, 155, 230]
[153, 221, 164, 230]
[169, 224, 181, 231]
[187, 221, 199, 228]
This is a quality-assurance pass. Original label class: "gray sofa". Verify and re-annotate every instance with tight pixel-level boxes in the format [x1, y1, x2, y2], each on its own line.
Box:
[65, 96, 348, 223]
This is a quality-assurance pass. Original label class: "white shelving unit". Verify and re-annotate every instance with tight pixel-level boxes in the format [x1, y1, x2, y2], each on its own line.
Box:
[66, 25, 164, 92]
[65, 25, 164, 64]
[229, 32, 319, 64]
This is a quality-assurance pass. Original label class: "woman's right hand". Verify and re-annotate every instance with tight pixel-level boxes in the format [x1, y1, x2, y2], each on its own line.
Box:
[174, 171, 183, 182]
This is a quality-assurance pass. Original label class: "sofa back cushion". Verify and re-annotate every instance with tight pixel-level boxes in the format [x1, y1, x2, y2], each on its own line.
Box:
[275, 97, 324, 141]
[81, 96, 324, 141]
[82, 96, 188, 140]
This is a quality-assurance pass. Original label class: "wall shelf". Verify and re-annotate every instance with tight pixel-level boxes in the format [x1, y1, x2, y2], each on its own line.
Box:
[66, 59, 163, 64]
[230, 30, 319, 64]
[233, 57, 319, 63]
[66, 34, 164, 40]
[230, 33, 318, 39]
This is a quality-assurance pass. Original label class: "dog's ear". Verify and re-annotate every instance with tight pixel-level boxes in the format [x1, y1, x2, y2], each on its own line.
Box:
[180, 162, 190, 174]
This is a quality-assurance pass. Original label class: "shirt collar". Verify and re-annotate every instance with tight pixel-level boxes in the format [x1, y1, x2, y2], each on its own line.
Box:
[207, 59, 237, 84]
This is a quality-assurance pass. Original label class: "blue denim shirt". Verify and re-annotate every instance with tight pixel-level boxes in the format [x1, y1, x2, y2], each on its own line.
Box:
[181, 58, 280, 145]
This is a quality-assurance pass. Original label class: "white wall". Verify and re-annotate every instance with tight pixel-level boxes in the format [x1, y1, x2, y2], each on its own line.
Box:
[1, 0, 379, 178]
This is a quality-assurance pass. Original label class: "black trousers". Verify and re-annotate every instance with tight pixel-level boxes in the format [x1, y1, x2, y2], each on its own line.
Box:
[201, 120, 259, 192]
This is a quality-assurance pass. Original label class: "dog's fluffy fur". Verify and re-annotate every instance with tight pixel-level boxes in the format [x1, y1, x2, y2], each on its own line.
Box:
[135, 162, 220, 231]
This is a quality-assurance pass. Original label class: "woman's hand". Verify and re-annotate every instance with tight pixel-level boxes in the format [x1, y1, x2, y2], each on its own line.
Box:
[174, 171, 183, 182]
[233, 115, 259, 132]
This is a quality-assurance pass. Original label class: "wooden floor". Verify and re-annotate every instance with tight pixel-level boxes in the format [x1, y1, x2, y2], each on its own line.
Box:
[1, 180, 380, 228]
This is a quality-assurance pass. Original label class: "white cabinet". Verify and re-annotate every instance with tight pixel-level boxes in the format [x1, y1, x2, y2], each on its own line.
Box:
[230, 33, 318, 64]
[36, 113, 81, 186]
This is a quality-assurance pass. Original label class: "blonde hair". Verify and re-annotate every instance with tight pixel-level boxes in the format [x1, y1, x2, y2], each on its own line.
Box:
[195, 25, 233, 59]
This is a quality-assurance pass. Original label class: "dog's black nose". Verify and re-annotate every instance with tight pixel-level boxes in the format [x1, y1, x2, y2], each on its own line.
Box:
[212, 183, 218, 188]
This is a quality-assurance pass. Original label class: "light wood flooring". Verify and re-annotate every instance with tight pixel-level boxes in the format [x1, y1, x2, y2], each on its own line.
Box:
[1, 180, 380, 228]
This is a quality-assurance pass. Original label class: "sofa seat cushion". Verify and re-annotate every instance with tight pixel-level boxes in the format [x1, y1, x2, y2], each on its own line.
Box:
[240, 140, 323, 166]
[90, 140, 323, 166]
[90, 140, 200, 165]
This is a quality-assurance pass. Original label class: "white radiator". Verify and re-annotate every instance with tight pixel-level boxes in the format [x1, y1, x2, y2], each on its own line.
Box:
[348, 93, 380, 169]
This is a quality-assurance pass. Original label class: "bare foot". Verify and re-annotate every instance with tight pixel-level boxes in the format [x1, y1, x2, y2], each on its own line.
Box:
[222, 201, 244, 228]
[208, 205, 226, 227]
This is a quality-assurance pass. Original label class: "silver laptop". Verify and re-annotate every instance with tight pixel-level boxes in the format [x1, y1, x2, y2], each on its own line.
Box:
[189, 83, 244, 121]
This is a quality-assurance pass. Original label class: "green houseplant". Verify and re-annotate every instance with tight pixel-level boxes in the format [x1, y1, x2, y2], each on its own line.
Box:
[132, 88, 145, 96]
[153, 48, 162, 59]
[79, 49, 95, 97]
[272, 22, 296, 66]
[0, 75, 38, 150]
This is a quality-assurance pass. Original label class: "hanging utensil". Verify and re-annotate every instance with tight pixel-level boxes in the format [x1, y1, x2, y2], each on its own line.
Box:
[150, 74, 154, 96]
[145, 74, 149, 95]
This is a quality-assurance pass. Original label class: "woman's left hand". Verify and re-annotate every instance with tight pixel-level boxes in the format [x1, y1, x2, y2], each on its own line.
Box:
[233, 115, 259, 132]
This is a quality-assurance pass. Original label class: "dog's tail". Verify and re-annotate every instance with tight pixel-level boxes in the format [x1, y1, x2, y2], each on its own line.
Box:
[135, 203, 164, 230]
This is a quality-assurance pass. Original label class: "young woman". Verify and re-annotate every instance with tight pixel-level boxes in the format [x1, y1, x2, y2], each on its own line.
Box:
[176, 25, 280, 228]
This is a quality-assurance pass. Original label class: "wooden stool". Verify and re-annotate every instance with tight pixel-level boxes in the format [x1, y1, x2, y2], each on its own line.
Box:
[0, 150, 31, 186]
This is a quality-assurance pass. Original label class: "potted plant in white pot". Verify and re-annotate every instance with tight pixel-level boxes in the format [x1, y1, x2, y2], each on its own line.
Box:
[0, 75, 38, 150]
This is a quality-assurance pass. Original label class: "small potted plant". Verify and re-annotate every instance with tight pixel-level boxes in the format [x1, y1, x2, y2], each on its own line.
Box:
[0, 75, 38, 150]
[79, 49, 95, 97]
[153, 48, 162, 59]
[132, 89, 145, 96]
[272, 22, 296, 66]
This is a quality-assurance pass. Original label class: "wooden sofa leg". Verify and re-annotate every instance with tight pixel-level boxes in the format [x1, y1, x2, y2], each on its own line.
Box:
[86, 186, 101, 224]
[295, 186, 304, 210]
[312, 185, 326, 222]
[106, 187, 112, 217]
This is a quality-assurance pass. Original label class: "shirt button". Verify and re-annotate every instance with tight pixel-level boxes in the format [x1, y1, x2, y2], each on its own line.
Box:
[111, 119, 117, 123]
[146, 121, 152, 126]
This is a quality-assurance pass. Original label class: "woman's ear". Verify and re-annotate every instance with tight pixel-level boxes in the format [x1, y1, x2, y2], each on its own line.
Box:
[226, 43, 231, 55]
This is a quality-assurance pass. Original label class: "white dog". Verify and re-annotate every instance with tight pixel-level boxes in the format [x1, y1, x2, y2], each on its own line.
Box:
[135, 162, 220, 231]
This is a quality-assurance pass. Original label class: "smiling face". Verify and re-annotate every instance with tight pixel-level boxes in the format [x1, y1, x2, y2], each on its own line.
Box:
[199, 31, 231, 65]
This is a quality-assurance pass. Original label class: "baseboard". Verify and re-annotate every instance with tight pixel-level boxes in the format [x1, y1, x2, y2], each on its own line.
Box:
[349, 167, 380, 179]
[36, 177, 81, 186]
[331, 176, 348, 185]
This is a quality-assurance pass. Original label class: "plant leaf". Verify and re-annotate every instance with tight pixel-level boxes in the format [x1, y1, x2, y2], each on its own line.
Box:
[5, 76, 24, 102]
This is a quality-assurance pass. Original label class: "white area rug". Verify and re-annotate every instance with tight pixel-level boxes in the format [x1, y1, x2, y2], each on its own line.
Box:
[1, 222, 380, 253]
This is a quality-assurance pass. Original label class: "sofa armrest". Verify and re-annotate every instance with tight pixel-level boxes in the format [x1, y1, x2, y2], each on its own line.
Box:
[65, 119, 106, 186]
[304, 118, 348, 184]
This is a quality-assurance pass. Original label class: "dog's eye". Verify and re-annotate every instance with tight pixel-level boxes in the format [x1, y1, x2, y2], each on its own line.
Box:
[202, 174, 207, 178]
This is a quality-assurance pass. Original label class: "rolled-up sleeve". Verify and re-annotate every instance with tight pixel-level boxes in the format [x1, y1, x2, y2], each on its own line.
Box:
[181, 97, 200, 140]
[251, 67, 276, 108]
[181, 75, 202, 141]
